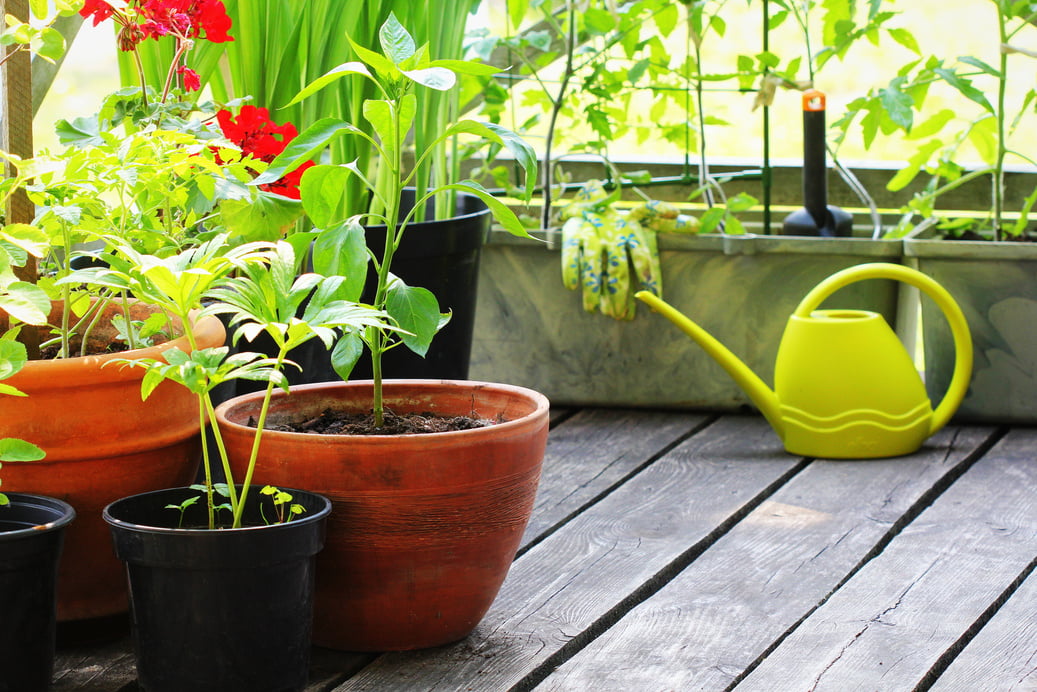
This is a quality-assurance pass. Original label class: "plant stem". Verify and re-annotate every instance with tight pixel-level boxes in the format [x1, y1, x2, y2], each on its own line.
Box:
[691, 7, 715, 212]
[540, 0, 576, 231]
[197, 395, 215, 529]
[204, 393, 238, 520]
[994, 6, 1008, 240]
[369, 91, 406, 429]
[120, 291, 136, 351]
[132, 40, 150, 109]
[59, 220, 72, 359]
[232, 344, 289, 528]
[181, 312, 240, 527]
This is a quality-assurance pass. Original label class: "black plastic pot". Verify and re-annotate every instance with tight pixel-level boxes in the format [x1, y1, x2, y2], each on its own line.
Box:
[353, 189, 491, 380]
[214, 190, 490, 405]
[0, 493, 75, 692]
[104, 486, 331, 692]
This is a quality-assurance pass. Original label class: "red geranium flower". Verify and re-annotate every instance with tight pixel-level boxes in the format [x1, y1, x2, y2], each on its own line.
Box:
[139, 0, 233, 43]
[79, 0, 118, 25]
[177, 66, 201, 92]
[80, 0, 233, 45]
[216, 106, 314, 199]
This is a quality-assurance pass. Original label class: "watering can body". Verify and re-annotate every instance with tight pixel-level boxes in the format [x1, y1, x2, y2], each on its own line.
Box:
[637, 263, 972, 459]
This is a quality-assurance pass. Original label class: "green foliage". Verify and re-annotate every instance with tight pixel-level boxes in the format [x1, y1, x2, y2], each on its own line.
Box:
[259, 485, 305, 524]
[126, 0, 486, 219]
[0, 0, 81, 67]
[0, 339, 45, 506]
[76, 237, 393, 528]
[259, 13, 536, 427]
[831, 1, 1037, 239]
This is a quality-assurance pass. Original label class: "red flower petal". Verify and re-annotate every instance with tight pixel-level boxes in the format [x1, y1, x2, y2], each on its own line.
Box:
[178, 66, 201, 92]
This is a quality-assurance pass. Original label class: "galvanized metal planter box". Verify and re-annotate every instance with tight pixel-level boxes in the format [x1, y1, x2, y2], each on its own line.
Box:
[471, 230, 903, 410]
[905, 237, 1037, 424]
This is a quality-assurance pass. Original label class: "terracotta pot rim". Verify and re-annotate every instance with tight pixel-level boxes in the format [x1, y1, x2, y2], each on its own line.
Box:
[215, 379, 550, 441]
[14, 312, 224, 382]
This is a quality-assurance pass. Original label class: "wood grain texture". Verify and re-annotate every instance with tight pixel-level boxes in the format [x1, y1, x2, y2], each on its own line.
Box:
[51, 640, 137, 692]
[734, 427, 1037, 691]
[522, 408, 709, 547]
[535, 425, 998, 691]
[50, 638, 373, 692]
[929, 558, 1037, 690]
[330, 416, 800, 691]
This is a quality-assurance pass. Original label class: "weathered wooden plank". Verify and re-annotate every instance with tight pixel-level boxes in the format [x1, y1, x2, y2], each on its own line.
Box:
[51, 639, 137, 692]
[929, 557, 1037, 690]
[329, 415, 802, 690]
[733, 427, 1037, 691]
[523, 408, 709, 547]
[52, 638, 372, 692]
[306, 649, 377, 692]
[533, 425, 998, 691]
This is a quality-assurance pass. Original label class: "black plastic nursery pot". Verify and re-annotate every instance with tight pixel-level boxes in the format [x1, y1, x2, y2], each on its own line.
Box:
[217, 189, 490, 405]
[103, 486, 331, 692]
[352, 188, 491, 381]
[0, 493, 75, 692]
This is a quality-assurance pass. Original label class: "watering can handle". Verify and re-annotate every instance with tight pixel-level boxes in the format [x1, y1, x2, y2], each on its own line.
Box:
[794, 262, 973, 436]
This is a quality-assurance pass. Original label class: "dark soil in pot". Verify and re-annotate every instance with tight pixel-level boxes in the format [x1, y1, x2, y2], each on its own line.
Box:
[261, 407, 501, 435]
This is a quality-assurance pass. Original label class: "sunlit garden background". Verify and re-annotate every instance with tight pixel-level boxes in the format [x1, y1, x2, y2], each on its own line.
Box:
[36, 0, 1004, 167]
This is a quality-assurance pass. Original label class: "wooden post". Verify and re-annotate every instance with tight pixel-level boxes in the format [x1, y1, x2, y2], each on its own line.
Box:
[2, 0, 40, 356]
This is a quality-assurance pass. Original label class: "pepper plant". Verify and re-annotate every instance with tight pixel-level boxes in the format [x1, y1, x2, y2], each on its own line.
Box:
[72, 236, 393, 528]
[254, 13, 538, 428]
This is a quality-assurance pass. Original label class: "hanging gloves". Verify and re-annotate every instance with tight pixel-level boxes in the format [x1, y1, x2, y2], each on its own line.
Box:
[560, 180, 663, 320]
[628, 199, 701, 234]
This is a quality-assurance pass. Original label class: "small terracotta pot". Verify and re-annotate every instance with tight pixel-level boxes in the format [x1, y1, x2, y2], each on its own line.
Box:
[1, 302, 225, 622]
[215, 379, 549, 651]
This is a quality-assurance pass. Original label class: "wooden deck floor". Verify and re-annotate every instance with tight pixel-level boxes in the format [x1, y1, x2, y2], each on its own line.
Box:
[52, 410, 1037, 691]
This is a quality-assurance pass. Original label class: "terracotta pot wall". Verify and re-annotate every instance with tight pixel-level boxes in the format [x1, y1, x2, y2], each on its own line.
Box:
[1, 305, 225, 621]
[216, 379, 550, 651]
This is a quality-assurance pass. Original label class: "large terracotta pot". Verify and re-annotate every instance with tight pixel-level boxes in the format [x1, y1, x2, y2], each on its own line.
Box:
[0, 301, 224, 622]
[215, 379, 550, 651]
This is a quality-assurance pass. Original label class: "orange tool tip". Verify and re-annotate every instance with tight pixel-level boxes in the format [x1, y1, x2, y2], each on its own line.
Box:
[803, 89, 826, 112]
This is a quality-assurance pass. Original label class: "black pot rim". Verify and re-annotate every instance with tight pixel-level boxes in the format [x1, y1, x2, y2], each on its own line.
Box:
[102, 485, 331, 537]
[364, 188, 491, 230]
[0, 493, 76, 540]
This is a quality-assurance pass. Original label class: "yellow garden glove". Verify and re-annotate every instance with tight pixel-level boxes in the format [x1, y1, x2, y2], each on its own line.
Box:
[628, 199, 701, 234]
[560, 181, 662, 320]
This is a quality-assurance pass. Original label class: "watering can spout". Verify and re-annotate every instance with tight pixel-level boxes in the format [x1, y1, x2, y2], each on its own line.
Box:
[635, 290, 785, 437]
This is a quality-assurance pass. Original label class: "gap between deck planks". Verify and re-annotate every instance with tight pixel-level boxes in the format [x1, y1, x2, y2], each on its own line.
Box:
[534, 425, 1000, 691]
[49, 407, 707, 692]
[327, 414, 807, 690]
[733, 427, 1037, 692]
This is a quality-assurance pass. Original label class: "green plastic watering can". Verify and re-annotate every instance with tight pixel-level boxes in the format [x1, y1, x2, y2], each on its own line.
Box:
[636, 263, 973, 459]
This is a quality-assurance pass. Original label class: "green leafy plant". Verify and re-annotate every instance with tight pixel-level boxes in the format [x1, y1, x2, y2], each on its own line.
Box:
[5, 0, 313, 362]
[74, 236, 394, 528]
[0, 340, 46, 506]
[0, 0, 77, 68]
[258, 485, 304, 524]
[125, 0, 487, 223]
[832, 0, 1037, 240]
[0, 1, 80, 504]
[254, 13, 538, 428]
[473, 0, 696, 228]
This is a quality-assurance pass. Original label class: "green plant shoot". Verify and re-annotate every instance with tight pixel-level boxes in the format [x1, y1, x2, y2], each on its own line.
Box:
[253, 13, 538, 428]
